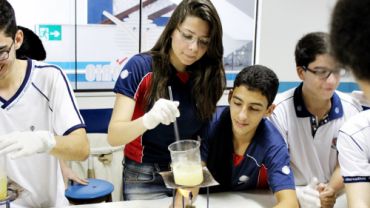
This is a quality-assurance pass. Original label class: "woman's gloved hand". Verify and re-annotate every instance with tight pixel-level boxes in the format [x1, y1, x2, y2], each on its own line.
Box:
[143, 98, 180, 130]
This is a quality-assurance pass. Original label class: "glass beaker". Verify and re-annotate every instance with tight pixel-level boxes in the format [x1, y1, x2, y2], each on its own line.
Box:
[0, 156, 7, 201]
[168, 140, 203, 187]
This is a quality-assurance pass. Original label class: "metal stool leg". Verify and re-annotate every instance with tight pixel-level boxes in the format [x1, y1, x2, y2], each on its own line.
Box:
[172, 189, 176, 208]
[106, 193, 112, 202]
[207, 187, 209, 208]
[182, 195, 185, 208]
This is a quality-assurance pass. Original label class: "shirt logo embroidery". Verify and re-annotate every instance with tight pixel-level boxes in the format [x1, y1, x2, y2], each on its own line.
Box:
[238, 175, 249, 184]
[120, 69, 129, 79]
[282, 166, 290, 175]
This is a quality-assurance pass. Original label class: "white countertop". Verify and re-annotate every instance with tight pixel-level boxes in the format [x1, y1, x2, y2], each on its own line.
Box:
[67, 189, 348, 208]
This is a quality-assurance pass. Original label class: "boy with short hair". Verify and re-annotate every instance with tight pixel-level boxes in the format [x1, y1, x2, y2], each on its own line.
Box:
[201, 65, 298, 208]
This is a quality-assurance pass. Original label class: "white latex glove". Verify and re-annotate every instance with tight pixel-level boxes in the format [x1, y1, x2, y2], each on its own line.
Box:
[142, 98, 180, 130]
[296, 177, 321, 208]
[0, 131, 56, 159]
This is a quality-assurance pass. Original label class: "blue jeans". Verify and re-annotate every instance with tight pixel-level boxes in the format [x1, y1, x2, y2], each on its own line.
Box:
[122, 158, 173, 200]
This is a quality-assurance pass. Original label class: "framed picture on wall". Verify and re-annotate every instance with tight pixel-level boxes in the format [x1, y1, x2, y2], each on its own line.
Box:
[11, 0, 258, 90]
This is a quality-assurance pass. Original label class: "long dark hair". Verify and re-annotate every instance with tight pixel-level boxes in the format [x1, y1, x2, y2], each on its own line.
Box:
[206, 107, 233, 192]
[146, 0, 225, 121]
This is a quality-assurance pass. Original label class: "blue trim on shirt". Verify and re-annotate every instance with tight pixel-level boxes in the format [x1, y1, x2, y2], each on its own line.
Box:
[63, 124, 87, 136]
[343, 176, 370, 183]
[339, 126, 370, 152]
[31, 82, 53, 112]
[0, 96, 5, 104]
[293, 83, 344, 120]
[34, 63, 85, 125]
[1, 59, 32, 109]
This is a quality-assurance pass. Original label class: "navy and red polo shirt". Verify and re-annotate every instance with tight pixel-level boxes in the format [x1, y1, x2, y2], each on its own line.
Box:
[201, 107, 295, 193]
[114, 53, 205, 164]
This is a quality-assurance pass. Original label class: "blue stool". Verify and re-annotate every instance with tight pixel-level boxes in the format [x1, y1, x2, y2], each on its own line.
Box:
[64, 108, 117, 204]
[65, 178, 114, 204]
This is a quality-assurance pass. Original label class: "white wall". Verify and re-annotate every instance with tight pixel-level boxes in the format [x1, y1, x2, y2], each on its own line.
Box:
[9, 0, 87, 28]
[256, 0, 337, 81]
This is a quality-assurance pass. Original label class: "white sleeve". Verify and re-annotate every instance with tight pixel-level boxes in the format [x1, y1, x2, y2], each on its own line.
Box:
[268, 107, 289, 145]
[338, 130, 370, 182]
[49, 69, 85, 135]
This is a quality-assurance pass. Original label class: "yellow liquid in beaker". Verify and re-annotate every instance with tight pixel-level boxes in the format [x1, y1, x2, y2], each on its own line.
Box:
[173, 162, 203, 186]
[0, 175, 7, 200]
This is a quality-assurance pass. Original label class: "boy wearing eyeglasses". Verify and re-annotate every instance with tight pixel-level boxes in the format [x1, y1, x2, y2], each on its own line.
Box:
[268, 32, 362, 208]
[0, 1, 89, 207]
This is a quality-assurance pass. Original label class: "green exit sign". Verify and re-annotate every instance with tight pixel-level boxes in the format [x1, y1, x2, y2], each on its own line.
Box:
[38, 25, 61, 41]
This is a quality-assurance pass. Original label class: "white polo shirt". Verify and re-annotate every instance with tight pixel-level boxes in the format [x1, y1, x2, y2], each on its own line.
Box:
[269, 84, 362, 185]
[337, 110, 370, 183]
[0, 59, 85, 208]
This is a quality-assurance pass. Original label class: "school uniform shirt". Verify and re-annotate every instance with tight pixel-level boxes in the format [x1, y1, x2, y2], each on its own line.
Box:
[114, 53, 205, 164]
[201, 107, 295, 193]
[0, 59, 85, 208]
[337, 110, 370, 183]
[269, 84, 362, 185]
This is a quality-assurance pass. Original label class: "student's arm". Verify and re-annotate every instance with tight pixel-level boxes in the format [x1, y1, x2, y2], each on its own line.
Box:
[337, 126, 370, 208]
[59, 159, 88, 188]
[264, 122, 298, 207]
[51, 128, 89, 161]
[317, 164, 343, 208]
[274, 189, 299, 208]
[327, 164, 344, 191]
[108, 94, 180, 146]
[107, 93, 146, 146]
[345, 182, 370, 208]
[0, 128, 89, 161]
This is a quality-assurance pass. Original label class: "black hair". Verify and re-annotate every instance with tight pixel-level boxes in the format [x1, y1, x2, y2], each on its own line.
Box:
[233, 65, 279, 107]
[294, 32, 330, 68]
[16, 26, 46, 61]
[330, 0, 370, 81]
[0, 0, 17, 39]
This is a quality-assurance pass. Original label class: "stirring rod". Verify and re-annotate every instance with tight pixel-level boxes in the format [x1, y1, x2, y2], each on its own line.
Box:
[168, 86, 181, 142]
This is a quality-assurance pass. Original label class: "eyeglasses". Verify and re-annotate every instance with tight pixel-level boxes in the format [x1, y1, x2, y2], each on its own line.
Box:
[176, 27, 210, 49]
[0, 41, 14, 61]
[302, 66, 347, 80]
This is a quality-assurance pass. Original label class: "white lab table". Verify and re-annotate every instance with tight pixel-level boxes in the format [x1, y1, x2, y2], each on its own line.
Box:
[67, 189, 348, 208]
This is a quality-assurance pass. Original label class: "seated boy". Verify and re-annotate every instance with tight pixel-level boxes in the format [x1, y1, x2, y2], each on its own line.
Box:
[198, 65, 298, 208]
